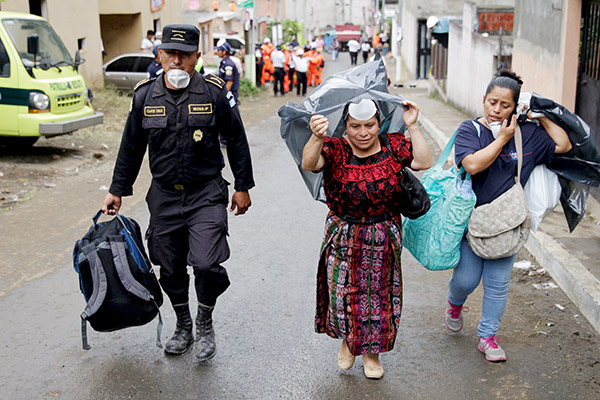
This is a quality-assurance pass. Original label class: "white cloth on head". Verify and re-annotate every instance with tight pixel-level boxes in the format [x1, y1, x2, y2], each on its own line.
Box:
[348, 99, 377, 121]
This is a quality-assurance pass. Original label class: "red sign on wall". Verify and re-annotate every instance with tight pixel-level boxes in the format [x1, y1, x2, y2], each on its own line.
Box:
[478, 12, 513, 33]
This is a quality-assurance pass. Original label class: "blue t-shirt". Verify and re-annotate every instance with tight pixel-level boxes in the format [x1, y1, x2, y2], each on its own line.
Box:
[455, 119, 556, 206]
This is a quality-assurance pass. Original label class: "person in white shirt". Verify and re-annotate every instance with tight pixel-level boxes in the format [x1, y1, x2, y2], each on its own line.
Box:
[292, 48, 309, 96]
[271, 45, 286, 96]
[347, 39, 360, 65]
[154, 31, 162, 46]
[141, 30, 155, 51]
[361, 41, 371, 63]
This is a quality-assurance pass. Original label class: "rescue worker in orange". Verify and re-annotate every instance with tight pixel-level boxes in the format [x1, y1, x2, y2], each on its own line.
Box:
[260, 38, 274, 85]
[282, 44, 291, 93]
[306, 44, 317, 86]
[312, 47, 324, 85]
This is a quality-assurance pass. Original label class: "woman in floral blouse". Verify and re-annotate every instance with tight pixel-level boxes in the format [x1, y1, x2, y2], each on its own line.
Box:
[302, 99, 432, 379]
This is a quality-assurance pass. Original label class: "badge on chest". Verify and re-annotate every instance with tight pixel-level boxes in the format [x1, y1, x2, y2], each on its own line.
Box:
[193, 129, 204, 142]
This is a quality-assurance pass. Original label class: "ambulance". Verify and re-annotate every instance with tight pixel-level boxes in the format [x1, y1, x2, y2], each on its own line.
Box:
[0, 12, 103, 146]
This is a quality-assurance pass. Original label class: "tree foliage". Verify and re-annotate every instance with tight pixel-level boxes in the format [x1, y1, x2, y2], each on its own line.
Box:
[282, 19, 302, 43]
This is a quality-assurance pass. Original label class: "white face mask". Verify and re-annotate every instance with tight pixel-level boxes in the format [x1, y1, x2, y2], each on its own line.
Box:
[487, 120, 502, 138]
[166, 69, 191, 89]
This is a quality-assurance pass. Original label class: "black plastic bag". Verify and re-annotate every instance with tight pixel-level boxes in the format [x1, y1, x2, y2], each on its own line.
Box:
[527, 93, 600, 231]
[278, 55, 407, 202]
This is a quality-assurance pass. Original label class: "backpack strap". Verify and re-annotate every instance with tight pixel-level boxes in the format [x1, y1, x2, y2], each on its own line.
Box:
[108, 235, 153, 301]
[108, 235, 163, 348]
[471, 120, 481, 138]
[80, 243, 109, 350]
[116, 214, 150, 273]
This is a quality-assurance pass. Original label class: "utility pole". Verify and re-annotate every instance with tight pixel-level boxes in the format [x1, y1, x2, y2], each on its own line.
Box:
[349, 0, 352, 23]
[375, 0, 380, 33]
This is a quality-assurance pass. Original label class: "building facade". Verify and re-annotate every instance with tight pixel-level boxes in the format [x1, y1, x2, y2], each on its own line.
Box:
[0, 0, 183, 87]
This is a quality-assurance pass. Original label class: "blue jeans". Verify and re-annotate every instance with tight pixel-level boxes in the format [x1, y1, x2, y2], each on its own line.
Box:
[448, 237, 517, 338]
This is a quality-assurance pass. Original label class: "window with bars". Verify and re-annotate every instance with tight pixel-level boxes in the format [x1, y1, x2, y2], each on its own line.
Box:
[580, 0, 600, 79]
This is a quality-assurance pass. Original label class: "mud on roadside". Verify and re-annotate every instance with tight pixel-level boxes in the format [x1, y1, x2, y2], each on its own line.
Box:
[0, 88, 132, 211]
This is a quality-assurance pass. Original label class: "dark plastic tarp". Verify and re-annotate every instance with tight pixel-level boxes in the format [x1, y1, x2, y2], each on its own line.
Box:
[527, 93, 600, 232]
[278, 56, 406, 202]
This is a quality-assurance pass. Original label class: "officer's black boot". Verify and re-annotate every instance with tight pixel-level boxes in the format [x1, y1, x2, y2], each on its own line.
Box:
[164, 304, 194, 355]
[195, 303, 216, 362]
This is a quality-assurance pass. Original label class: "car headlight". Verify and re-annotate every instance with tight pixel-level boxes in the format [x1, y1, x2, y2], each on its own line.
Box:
[28, 92, 50, 113]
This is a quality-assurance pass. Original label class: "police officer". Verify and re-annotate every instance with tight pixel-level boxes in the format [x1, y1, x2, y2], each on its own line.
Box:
[102, 24, 254, 362]
[146, 45, 163, 79]
[215, 41, 240, 101]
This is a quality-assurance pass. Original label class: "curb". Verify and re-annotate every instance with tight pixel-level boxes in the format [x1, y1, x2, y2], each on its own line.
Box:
[419, 116, 448, 152]
[524, 230, 600, 334]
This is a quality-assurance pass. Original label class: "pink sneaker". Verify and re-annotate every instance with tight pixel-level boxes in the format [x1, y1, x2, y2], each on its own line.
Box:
[444, 300, 469, 332]
[478, 336, 507, 362]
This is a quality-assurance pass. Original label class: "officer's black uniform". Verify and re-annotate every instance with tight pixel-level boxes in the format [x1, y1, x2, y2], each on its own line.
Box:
[107, 23, 254, 360]
[218, 55, 240, 101]
[146, 60, 163, 79]
[109, 71, 254, 308]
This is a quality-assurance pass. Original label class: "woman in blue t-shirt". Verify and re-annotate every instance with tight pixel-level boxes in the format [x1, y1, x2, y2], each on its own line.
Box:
[443, 70, 572, 362]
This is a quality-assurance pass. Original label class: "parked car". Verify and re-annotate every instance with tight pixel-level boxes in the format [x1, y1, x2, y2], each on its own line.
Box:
[103, 52, 220, 91]
[213, 33, 245, 54]
[103, 52, 155, 91]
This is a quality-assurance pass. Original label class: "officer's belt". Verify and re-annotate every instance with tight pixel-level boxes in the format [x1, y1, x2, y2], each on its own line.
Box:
[155, 174, 219, 191]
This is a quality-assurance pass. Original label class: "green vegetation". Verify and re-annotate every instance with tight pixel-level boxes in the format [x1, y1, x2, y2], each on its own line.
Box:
[239, 79, 263, 98]
[282, 19, 302, 43]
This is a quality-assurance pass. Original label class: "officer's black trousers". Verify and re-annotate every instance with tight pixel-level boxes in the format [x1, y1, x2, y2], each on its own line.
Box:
[273, 67, 285, 95]
[146, 176, 231, 307]
[296, 71, 307, 96]
[288, 68, 295, 91]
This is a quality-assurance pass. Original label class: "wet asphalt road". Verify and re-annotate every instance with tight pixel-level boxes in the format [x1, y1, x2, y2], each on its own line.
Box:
[1, 54, 599, 400]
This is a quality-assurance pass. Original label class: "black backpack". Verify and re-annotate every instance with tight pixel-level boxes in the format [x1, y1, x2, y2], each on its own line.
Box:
[73, 210, 163, 350]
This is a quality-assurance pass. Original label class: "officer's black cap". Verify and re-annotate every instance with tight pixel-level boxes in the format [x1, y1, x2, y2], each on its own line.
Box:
[159, 24, 199, 52]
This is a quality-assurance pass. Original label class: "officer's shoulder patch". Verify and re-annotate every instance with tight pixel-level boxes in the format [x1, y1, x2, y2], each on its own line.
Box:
[205, 74, 225, 89]
[133, 77, 154, 92]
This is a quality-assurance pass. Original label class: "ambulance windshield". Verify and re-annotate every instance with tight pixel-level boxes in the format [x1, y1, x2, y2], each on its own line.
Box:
[2, 18, 73, 69]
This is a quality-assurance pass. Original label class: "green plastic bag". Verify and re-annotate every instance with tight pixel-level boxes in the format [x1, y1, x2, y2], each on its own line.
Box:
[402, 131, 477, 270]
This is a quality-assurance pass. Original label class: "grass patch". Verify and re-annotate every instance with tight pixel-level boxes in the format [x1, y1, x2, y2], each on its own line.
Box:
[239, 79, 263, 98]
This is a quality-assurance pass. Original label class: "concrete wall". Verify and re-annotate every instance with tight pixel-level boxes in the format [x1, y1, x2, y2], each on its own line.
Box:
[446, 5, 498, 117]
[511, 0, 581, 110]
[400, 7, 419, 80]
[400, 0, 515, 80]
[98, 0, 183, 70]
[0, 0, 104, 87]
[0, 0, 184, 87]
[401, 0, 465, 80]
[100, 14, 143, 63]
[46, 0, 103, 88]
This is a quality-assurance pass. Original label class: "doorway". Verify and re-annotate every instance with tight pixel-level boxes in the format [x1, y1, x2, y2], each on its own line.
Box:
[416, 20, 431, 79]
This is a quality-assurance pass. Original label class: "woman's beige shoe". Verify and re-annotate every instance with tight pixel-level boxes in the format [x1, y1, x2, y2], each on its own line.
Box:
[363, 354, 384, 379]
[363, 363, 384, 379]
[337, 342, 355, 370]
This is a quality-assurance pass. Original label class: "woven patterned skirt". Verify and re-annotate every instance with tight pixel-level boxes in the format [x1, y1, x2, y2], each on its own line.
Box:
[315, 212, 403, 356]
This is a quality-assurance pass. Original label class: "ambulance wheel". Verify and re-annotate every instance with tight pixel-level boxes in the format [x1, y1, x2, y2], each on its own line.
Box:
[0, 137, 39, 147]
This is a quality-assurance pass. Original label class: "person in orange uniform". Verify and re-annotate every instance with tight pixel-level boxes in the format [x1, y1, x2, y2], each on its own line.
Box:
[306, 44, 317, 86]
[282, 44, 291, 93]
[312, 48, 324, 85]
[260, 38, 274, 85]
